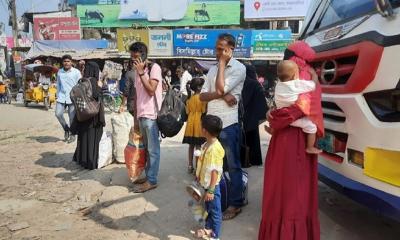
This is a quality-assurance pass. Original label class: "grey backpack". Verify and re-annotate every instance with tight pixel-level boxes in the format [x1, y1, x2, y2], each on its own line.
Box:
[70, 78, 100, 122]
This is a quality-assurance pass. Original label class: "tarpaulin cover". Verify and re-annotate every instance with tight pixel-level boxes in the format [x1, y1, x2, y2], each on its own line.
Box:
[27, 40, 108, 59]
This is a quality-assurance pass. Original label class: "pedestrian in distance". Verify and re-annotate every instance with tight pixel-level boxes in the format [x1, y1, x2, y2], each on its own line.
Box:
[200, 33, 246, 221]
[182, 77, 207, 174]
[193, 115, 224, 240]
[55, 54, 82, 143]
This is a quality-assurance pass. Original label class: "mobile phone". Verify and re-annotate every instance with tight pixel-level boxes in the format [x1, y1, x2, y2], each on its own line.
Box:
[141, 52, 147, 62]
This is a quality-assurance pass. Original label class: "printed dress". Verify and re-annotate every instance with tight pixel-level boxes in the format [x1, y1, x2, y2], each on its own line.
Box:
[183, 94, 207, 145]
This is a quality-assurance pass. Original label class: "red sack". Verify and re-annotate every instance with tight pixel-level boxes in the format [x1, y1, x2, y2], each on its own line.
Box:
[124, 131, 146, 182]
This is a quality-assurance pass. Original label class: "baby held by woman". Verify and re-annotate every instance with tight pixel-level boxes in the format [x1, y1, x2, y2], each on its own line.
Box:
[273, 60, 322, 154]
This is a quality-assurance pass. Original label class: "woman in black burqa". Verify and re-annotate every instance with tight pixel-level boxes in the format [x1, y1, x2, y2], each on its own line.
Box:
[241, 64, 267, 166]
[71, 61, 105, 170]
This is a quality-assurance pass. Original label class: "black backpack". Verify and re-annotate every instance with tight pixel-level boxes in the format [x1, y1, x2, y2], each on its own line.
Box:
[70, 78, 100, 122]
[156, 89, 186, 138]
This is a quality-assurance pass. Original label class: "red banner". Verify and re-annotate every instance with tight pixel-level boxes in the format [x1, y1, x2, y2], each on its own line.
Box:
[33, 17, 81, 40]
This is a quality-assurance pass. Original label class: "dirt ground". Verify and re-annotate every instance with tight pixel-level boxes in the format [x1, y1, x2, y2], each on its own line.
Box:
[1, 103, 400, 240]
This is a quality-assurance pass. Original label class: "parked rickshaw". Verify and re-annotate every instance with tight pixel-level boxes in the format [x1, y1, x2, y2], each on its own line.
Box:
[24, 64, 58, 110]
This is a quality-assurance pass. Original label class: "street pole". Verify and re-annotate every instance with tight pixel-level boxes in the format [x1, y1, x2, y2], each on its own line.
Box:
[10, 0, 18, 48]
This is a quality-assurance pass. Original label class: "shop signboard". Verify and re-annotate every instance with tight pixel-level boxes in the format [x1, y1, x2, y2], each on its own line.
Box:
[244, 0, 311, 19]
[149, 30, 173, 57]
[117, 29, 149, 52]
[77, 0, 240, 28]
[33, 17, 81, 40]
[251, 30, 292, 56]
[173, 29, 252, 58]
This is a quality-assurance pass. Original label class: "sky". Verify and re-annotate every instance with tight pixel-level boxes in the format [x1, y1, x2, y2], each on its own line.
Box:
[0, 0, 60, 35]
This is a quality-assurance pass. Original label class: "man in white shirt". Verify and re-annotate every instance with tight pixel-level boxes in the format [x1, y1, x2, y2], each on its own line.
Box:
[200, 33, 246, 220]
[177, 66, 192, 96]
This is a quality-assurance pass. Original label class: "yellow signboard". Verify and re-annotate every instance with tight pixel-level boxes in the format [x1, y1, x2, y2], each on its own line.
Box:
[117, 29, 149, 52]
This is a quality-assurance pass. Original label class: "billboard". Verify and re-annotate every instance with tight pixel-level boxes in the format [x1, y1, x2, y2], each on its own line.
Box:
[173, 29, 252, 58]
[244, 0, 311, 19]
[149, 30, 173, 57]
[77, 0, 240, 28]
[252, 30, 292, 56]
[117, 29, 149, 52]
[33, 17, 81, 40]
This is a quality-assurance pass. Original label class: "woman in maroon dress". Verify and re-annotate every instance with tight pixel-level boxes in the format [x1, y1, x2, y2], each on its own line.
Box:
[259, 41, 321, 240]
[258, 105, 320, 240]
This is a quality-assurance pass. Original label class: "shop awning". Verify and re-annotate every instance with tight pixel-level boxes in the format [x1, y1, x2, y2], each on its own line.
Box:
[26, 40, 119, 59]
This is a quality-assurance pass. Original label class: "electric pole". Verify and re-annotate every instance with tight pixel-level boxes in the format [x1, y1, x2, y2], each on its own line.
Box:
[10, 0, 18, 48]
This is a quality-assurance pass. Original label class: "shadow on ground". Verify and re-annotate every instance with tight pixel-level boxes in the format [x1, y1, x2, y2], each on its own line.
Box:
[28, 136, 62, 143]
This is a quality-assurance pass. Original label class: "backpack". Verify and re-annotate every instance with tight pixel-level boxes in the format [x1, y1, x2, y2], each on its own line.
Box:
[70, 78, 100, 122]
[156, 89, 186, 138]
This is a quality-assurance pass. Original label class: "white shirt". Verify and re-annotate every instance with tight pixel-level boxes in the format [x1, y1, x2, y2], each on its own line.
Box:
[39, 74, 50, 85]
[179, 70, 192, 95]
[275, 79, 316, 109]
[202, 58, 246, 128]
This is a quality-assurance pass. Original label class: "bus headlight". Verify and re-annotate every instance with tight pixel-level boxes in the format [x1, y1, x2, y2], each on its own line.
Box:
[364, 87, 400, 122]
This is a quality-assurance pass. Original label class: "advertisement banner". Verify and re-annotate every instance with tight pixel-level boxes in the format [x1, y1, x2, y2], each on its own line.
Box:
[117, 29, 149, 52]
[173, 29, 252, 58]
[33, 17, 81, 40]
[149, 30, 173, 57]
[252, 30, 292, 56]
[6, 37, 33, 48]
[77, 0, 240, 28]
[244, 0, 311, 19]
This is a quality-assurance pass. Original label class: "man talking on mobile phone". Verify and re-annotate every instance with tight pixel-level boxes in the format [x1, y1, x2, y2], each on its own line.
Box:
[200, 33, 246, 220]
[128, 42, 163, 193]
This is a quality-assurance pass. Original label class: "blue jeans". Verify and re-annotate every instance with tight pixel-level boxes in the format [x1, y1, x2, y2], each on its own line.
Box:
[55, 102, 75, 132]
[139, 117, 161, 185]
[219, 123, 244, 207]
[205, 184, 222, 238]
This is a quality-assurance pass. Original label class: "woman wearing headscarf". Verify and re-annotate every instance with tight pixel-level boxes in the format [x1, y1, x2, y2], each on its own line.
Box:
[258, 41, 321, 240]
[241, 64, 267, 166]
[71, 61, 106, 170]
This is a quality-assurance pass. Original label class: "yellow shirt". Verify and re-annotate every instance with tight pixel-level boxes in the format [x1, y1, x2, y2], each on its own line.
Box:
[196, 140, 225, 189]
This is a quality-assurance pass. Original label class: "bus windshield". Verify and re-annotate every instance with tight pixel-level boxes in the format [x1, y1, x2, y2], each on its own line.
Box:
[303, 0, 400, 37]
[318, 0, 375, 29]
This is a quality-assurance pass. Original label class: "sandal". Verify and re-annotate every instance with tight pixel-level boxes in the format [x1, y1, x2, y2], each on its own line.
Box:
[193, 228, 212, 239]
[133, 181, 157, 193]
[223, 206, 242, 221]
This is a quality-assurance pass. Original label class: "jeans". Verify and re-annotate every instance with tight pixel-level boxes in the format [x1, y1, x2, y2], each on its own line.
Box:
[139, 117, 161, 185]
[205, 184, 222, 238]
[55, 102, 75, 132]
[219, 123, 244, 207]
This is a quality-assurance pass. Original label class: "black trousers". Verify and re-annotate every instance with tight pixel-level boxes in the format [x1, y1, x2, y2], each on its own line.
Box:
[245, 129, 263, 166]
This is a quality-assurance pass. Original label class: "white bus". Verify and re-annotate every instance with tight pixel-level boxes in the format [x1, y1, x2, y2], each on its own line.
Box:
[301, 0, 400, 221]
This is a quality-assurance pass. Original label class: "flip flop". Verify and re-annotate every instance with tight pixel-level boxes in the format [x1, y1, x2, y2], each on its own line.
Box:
[193, 228, 212, 239]
[223, 207, 242, 221]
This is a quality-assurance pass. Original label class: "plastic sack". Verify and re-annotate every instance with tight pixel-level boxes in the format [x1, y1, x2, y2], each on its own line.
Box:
[111, 112, 133, 163]
[98, 131, 113, 169]
[124, 130, 146, 182]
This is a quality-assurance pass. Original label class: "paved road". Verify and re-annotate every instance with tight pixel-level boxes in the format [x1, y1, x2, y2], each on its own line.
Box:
[0, 103, 399, 240]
